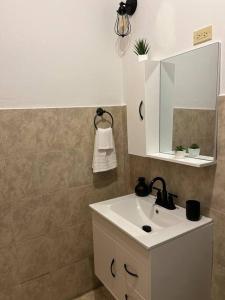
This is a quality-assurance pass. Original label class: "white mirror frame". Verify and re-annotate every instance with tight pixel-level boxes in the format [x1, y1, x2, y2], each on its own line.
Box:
[144, 42, 220, 168]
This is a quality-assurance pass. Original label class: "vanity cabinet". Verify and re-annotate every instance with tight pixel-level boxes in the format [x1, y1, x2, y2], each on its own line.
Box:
[93, 223, 124, 299]
[126, 60, 146, 157]
[126, 59, 160, 157]
[93, 223, 148, 300]
[92, 212, 212, 300]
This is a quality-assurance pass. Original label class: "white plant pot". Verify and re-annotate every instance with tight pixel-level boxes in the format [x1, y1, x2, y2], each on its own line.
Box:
[175, 150, 186, 159]
[138, 54, 148, 62]
[188, 148, 200, 158]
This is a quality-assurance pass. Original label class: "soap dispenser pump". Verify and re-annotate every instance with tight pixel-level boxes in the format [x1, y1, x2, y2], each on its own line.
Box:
[135, 177, 150, 197]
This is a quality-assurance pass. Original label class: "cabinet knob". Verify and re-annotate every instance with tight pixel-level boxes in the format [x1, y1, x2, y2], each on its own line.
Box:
[110, 258, 116, 278]
[139, 101, 144, 120]
[124, 264, 139, 277]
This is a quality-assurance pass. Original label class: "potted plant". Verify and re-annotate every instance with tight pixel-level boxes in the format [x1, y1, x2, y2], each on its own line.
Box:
[133, 39, 150, 62]
[188, 143, 200, 158]
[175, 145, 187, 159]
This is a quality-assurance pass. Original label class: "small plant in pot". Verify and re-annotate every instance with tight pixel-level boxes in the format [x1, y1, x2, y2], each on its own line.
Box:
[175, 145, 187, 159]
[133, 39, 150, 62]
[188, 143, 200, 158]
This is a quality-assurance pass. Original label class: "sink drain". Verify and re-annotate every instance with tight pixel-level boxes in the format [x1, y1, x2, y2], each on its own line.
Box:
[142, 225, 152, 233]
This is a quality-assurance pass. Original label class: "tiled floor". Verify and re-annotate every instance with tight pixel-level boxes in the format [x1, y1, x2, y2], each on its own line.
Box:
[74, 287, 115, 300]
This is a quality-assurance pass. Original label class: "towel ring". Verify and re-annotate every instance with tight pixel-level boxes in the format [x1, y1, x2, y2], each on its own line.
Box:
[94, 108, 114, 130]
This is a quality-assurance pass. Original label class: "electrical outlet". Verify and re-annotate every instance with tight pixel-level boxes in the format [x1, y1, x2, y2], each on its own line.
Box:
[193, 25, 212, 45]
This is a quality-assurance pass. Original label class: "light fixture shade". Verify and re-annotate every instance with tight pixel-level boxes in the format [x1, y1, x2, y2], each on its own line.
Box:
[114, 13, 131, 37]
[114, 1, 137, 37]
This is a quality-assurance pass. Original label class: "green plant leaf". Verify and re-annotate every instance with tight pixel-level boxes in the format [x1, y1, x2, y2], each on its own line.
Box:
[175, 145, 186, 151]
[189, 143, 200, 149]
[133, 39, 150, 55]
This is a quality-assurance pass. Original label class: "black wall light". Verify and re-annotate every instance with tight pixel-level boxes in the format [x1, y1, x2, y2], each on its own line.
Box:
[114, 0, 137, 38]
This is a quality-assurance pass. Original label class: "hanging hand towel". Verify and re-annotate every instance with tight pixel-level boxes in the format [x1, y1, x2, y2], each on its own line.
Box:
[96, 127, 114, 150]
[92, 128, 117, 173]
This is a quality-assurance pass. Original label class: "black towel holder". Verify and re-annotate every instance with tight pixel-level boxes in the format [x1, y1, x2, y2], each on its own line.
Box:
[94, 107, 114, 130]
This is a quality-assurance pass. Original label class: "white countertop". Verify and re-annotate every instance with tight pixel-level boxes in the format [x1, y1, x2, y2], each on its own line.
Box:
[89, 194, 212, 249]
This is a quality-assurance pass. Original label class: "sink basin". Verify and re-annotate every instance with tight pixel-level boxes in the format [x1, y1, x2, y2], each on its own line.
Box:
[89, 194, 212, 249]
[110, 196, 183, 231]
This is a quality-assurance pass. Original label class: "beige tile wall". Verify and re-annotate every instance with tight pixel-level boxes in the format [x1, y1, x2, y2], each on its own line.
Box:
[172, 108, 216, 156]
[0, 106, 128, 300]
[1, 100, 225, 300]
[129, 96, 225, 300]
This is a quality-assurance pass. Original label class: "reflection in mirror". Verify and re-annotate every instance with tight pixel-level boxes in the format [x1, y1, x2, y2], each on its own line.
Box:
[160, 43, 220, 161]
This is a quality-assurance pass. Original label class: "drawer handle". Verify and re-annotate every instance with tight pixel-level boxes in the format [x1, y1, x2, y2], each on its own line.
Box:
[139, 101, 144, 120]
[124, 264, 139, 278]
[110, 258, 116, 278]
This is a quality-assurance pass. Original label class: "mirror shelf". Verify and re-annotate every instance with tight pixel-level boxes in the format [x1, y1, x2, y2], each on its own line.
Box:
[147, 153, 216, 168]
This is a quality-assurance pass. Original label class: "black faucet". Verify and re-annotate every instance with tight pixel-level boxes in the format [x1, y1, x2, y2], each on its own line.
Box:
[149, 177, 176, 210]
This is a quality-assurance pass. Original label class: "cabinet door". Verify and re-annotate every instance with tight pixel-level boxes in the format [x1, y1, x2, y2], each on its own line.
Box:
[118, 244, 149, 299]
[93, 223, 122, 299]
[112, 275, 145, 300]
[126, 59, 146, 156]
[122, 287, 145, 300]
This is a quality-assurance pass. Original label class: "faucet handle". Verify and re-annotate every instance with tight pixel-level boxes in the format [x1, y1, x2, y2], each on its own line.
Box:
[152, 187, 164, 206]
[168, 192, 178, 198]
[153, 187, 161, 192]
[167, 192, 177, 210]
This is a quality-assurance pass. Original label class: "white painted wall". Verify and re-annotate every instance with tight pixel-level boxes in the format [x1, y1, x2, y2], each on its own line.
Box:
[0, 0, 123, 108]
[123, 0, 225, 95]
[2, 0, 224, 108]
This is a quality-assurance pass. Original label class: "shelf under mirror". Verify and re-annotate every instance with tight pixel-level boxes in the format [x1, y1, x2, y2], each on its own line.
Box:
[148, 152, 216, 168]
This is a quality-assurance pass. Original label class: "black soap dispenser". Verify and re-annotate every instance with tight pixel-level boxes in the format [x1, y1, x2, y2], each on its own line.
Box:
[135, 177, 150, 197]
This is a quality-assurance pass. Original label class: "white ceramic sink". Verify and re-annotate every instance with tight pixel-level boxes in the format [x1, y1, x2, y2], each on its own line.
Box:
[110, 195, 182, 231]
[89, 194, 212, 249]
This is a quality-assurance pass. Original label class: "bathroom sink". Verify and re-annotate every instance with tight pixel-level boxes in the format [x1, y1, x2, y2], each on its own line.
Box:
[110, 195, 182, 231]
[89, 194, 212, 249]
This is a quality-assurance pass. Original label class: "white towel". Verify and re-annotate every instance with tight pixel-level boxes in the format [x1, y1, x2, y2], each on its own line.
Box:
[96, 127, 114, 150]
[92, 128, 117, 173]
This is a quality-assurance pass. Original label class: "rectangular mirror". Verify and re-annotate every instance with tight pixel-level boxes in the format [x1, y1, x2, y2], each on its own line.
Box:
[160, 43, 220, 161]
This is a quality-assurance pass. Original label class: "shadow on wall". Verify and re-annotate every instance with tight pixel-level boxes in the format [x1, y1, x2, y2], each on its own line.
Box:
[115, 35, 132, 57]
[93, 169, 118, 189]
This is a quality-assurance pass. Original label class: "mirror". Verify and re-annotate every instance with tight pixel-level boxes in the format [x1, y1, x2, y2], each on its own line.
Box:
[160, 43, 220, 161]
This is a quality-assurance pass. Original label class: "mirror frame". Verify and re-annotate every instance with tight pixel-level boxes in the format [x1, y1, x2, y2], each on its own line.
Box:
[159, 42, 221, 162]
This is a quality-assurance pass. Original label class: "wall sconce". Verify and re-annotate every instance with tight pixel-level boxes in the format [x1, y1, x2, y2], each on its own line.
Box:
[114, 0, 137, 38]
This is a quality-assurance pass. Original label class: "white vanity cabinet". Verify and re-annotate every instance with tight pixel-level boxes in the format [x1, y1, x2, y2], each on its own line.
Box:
[92, 212, 213, 300]
[93, 222, 148, 300]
